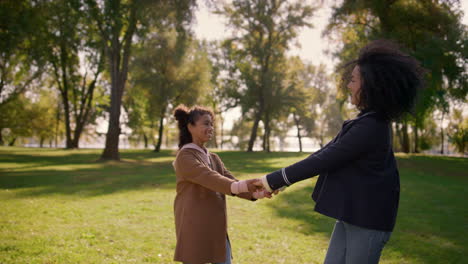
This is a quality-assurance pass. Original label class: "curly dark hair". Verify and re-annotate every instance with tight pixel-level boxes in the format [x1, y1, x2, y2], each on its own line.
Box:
[342, 40, 425, 120]
[173, 104, 215, 149]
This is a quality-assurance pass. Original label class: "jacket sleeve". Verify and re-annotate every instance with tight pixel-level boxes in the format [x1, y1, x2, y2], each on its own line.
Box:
[265, 117, 385, 190]
[215, 154, 255, 201]
[175, 151, 235, 195]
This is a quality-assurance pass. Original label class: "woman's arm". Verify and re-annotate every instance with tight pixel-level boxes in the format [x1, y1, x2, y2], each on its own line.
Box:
[264, 117, 386, 190]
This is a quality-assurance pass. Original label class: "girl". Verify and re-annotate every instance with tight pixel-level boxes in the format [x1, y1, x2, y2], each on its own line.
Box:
[172, 105, 267, 264]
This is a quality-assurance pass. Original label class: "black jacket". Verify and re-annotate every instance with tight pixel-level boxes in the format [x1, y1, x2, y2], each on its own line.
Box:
[266, 111, 399, 231]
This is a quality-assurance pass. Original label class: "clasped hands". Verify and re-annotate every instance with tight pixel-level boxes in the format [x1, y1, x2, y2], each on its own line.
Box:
[231, 178, 281, 199]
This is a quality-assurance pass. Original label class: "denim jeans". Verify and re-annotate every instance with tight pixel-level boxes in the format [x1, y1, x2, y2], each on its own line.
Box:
[213, 238, 232, 264]
[324, 220, 391, 264]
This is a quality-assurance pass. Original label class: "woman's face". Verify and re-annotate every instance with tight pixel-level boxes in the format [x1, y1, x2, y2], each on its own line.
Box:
[188, 114, 214, 145]
[347, 65, 362, 106]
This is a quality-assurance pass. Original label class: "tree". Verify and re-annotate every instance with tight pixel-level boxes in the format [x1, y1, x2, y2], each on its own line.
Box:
[217, 0, 316, 151]
[85, 0, 196, 160]
[0, 0, 44, 107]
[42, 0, 105, 149]
[128, 31, 211, 152]
[28, 89, 61, 147]
[285, 58, 337, 152]
[448, 109, 468, 155]
[205, 40, 242, 149]
[326, 0, 468, 153]
[0, 95, 32, 146]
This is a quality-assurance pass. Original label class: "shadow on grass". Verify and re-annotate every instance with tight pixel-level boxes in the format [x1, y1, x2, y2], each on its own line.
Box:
[0, 148, 306, 198]
[0, 148, 179, 198]
[268, 182, 336, 237]
[266, 155, 468, 264]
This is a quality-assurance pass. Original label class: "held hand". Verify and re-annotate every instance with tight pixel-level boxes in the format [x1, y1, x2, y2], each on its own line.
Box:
[231, 179, 265, 194]
[252, 189, 273, 199]
[245, 178, 265, 193]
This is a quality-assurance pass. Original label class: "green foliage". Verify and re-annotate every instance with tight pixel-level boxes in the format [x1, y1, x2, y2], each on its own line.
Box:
[326, 0, 468, 152]
[0, 95, 33, 145]
[448, 109, 468, 155]
[0, 0, 45, 106]
[29, 90, 61, 147]
[417, 117, 440, 151]
[217, 0, 317, 151]
[126, 31, 212, 149]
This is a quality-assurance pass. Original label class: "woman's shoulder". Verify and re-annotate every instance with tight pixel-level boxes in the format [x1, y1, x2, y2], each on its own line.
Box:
[355, 111, 389, 127]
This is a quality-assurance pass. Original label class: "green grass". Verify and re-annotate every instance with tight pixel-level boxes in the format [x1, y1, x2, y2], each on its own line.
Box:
[0, 147, 466, 264]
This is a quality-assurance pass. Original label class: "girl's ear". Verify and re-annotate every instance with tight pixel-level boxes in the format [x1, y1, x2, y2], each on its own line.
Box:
[187, 122, 193, 134]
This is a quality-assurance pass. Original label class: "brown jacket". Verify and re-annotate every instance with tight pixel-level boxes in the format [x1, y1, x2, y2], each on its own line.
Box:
[173, 148, 253, 263]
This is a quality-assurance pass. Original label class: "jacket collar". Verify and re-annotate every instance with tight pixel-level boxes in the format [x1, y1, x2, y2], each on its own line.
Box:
[180, 143, 211, 166]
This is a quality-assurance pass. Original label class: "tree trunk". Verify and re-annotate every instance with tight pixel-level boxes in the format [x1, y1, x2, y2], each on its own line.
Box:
[55, 103, 60, 148]
[413, 125, 419, 153]
[402, 121, 410, 153]
[71, 123, 84, 149]
[71, 67, 101, 150]
[440, 127, 444, 154]
[143, 134, 148, 148]
[293, 112, 303, 152]
[262, 122, 266, 151]
[58, 77, 73, 149]
[56, 35, 73, 149]
[440, 112, 445, 154]
[101, 80, 123, 160]
[100, 3, 138, 161]
[262, 112, 271, 152]
[40, 137, 45, 148]
[8, 137, 17, 146]
[220, 115, 224, 150]
[101, 54, 125, 160]
[247, 110, 263, 152]
[154, 112, 165, 152]
[0, 128, 3, 146]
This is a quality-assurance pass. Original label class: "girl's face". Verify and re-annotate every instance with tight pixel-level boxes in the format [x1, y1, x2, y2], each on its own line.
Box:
[188, 114, 214, 145]
[347, 65, 362, 106]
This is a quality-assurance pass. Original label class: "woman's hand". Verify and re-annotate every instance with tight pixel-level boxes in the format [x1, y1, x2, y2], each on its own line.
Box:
[252, 189, 273, 199]
[231, 178, 264, 194]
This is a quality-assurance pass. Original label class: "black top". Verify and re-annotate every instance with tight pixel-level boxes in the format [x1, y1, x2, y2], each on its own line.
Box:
[265, 111, 399, 231]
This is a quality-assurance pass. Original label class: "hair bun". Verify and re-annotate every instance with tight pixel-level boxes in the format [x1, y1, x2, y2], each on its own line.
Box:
[174, 105, 190, 128]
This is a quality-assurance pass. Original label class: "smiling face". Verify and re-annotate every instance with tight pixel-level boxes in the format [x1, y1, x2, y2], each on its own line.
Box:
[347, 65, 362, 106]
[187, 113, 214, 146]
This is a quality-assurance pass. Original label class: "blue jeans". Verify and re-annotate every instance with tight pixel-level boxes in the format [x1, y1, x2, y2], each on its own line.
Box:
[324, 221, 391, 264]
[213, 238, 232, 264]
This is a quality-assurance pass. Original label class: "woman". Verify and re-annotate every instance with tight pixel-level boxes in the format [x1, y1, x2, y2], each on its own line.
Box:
[256, 40, 424, 263]
[172, 105, 268, 264]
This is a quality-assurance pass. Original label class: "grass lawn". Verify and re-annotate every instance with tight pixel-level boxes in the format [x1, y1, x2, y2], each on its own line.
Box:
[0, 146, 466, 264]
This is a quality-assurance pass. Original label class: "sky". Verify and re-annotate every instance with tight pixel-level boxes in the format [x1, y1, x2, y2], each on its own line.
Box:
[193, 1, 335, 69]
[192, 1, 468, 132]
[192, 1, 335, 131]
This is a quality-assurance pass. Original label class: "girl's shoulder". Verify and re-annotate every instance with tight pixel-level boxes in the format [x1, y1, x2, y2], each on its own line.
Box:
[209, 152, 222, 162]
[175, 148, 198, 161]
